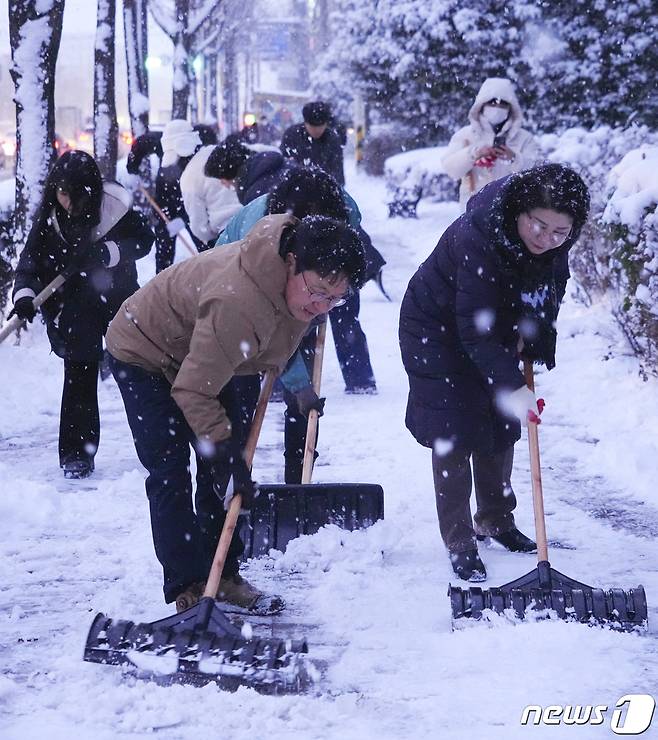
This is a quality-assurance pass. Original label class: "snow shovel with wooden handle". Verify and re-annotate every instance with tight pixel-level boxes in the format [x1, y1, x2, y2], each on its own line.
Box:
[0, 269, 73, 345]
[83, 370, 310, 693]
[139, 184, 198, 257]
[244, 320, 384, 558]
[449, 360, 647, 631]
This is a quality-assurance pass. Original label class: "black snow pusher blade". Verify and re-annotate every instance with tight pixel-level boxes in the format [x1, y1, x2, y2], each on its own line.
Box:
[84, 597, 309, 692]
[245, 482, 384, 557]
[83, 371, 312, 691]
[449, 562, 647, 631]
[245, 321, 384, 556]
[450, 362, 648, 632]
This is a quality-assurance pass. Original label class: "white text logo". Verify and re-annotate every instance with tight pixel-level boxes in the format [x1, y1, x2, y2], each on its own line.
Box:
[521, 694, 655, 734]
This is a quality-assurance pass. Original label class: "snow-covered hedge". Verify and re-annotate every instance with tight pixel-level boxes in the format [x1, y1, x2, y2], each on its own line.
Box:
[540, 126, 658, 373]
[384, 146, 455, 217]
[601, 147, 658, 371]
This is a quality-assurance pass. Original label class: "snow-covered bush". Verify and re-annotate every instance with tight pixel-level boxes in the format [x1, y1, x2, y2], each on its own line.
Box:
[361, 124, 411, 176]
[384, 146, 455, 217]
[601, 148, 658, 372]
[540, 126, 658, 373]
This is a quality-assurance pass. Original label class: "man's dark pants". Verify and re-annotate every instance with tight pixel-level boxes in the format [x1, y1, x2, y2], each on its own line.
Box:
[109, 355, 259, 603]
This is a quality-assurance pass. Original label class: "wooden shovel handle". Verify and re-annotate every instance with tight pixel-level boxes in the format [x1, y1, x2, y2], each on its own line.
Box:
[139, 184, 198, 257]
[301, 320, 327, 484]
[524, 361, 549, 562]
[203, 369, 276, 599]
[0, 271, 70, 345]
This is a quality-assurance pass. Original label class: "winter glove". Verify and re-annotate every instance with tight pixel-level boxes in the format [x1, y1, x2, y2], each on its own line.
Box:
[500, 385, 545, 426]
[166, 217, 186, 237]
[8, 296, 36, 323]
[70, 240, 118, 273]
[210, 439, 259, 510]
[294, 385, 325, 418]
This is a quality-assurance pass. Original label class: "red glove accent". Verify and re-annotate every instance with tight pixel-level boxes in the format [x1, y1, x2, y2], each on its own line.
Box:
[528, 398, 545, 425]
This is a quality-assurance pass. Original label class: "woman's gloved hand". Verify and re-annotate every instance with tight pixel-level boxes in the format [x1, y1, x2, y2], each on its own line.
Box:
[8, 296, 36, 322]
[294, 385, 326, 418]
[500, 385, 545, 426]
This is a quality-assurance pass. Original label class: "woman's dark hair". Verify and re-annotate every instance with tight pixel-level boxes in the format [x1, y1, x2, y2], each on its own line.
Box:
[42, 150, 104, 226]
[503, 163, 590, 238]
[204, 139, 251, 180]
[193, 123, 218, 146]
[266, 165, 349, 221]
[279, 215, 366, 289]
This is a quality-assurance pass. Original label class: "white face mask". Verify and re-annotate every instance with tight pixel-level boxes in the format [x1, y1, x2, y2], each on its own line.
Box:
[482, 105, 509, 125]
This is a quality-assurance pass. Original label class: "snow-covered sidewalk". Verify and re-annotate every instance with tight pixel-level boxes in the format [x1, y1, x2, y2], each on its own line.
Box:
[1, 166, 657, 739]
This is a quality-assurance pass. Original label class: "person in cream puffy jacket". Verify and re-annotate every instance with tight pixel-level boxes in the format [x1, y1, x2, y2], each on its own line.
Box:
[442, 77, 541, 208]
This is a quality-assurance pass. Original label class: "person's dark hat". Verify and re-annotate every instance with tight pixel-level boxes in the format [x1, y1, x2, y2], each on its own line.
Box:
[302, 101, 331, 126]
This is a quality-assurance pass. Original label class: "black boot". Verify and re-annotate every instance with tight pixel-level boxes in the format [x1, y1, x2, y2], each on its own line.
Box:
[477, 527, 536, 553]
[449, 549, 487, 582]
[62, 459, 94, 479]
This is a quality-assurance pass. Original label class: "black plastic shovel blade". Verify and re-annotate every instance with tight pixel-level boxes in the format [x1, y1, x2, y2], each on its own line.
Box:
[244, 482, 384, 558]
[83, 597, 310, 692]
[449, 561, 648, 632]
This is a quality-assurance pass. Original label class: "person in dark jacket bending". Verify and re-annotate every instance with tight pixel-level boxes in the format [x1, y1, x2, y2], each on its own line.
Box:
[206, 137, 293, 206]
[10, 150, 154, 479]
[281, 101, 345, 186]
[399, 164, 589, 581]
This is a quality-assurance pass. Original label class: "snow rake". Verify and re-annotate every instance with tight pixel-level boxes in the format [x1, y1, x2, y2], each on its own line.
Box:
[449, 361, 647, 632]
[0, 270, 72, 345]
[84, 371, 310, 693]
[244, 320, 384, 557]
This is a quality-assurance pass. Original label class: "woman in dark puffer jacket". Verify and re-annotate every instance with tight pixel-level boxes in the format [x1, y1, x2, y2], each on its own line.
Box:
[399, 164, 589, 581]
[10, 150, 154, 479]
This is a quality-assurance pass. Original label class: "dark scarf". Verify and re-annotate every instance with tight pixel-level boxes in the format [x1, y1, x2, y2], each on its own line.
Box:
[486, 189, 566, 369]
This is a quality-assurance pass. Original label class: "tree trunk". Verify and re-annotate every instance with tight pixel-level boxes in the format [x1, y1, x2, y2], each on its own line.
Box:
[123, 0, 150, 137]
[9, 0, 65, 248]
[172, 0, 190, 119]
[222, 34, 239, 133]
[94, 0, 118, 179]
[206, 52, 218, 124]
[188, 62, 198, 124]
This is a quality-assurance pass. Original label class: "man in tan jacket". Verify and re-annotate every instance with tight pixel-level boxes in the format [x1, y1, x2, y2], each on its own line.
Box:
[106, 213, 365, 613]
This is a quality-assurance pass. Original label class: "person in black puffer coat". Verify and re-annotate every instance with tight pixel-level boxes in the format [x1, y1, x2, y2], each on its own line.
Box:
[399, 164, 589, 582]
[281, 101, 345, 186]
[211, 136, 294, 206]
[10, 150, 154, 479]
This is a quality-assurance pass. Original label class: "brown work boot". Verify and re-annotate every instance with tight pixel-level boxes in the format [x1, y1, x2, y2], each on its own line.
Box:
[175, 581, 205, 613]
[217, 573, 285, 615]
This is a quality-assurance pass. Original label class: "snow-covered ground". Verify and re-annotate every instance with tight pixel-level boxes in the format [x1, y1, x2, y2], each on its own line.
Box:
[1, 164, 657, 739]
